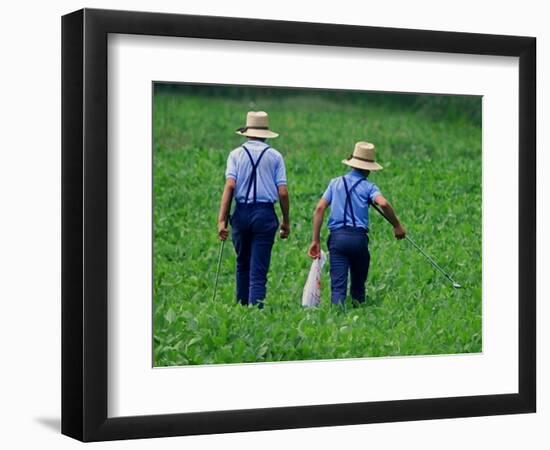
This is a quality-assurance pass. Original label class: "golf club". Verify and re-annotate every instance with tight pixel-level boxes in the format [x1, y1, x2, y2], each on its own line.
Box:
[371, 203, 462, 289]
[212, 214, 231, 302]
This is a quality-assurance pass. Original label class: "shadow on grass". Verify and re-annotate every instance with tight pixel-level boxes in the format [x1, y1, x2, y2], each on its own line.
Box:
[365, 294, 385, 307]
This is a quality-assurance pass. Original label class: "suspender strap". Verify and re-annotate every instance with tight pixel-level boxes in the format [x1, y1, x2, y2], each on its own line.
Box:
[342, 177, 353, 227]
[242, 145, 271, 203]
[342, 176, 365, 227]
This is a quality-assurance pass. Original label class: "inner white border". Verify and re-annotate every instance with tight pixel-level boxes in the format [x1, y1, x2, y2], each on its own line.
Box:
[108, 34, 519, 417]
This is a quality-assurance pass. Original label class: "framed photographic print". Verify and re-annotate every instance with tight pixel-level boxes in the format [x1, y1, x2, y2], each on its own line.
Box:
[61, 8, 536, 442]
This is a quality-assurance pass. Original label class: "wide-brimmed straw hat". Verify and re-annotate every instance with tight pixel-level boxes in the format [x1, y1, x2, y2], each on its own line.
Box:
[342, 141, 383, 171]
[236, 111, 279, 139]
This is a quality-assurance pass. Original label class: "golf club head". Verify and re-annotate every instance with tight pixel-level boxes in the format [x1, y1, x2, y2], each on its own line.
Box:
[452, 282, 462, 289]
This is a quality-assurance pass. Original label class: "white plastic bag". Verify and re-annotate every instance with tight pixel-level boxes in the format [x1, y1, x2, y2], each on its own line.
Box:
[301, 251, 327, 307]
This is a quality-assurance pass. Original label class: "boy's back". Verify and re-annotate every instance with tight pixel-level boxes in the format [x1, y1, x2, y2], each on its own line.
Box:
[323, 170, 381, 231]
[226, 140, 287, 204]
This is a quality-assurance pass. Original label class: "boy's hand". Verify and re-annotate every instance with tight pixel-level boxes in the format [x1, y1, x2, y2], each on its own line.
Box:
[308, 241, 321, 259]
[394, 224, 406, 240]
[218, 221, 229, 241]
[279, 221, 290, 239]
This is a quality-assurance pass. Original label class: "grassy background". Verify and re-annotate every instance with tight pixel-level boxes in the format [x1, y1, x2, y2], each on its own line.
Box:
[153, 84, 482, 366]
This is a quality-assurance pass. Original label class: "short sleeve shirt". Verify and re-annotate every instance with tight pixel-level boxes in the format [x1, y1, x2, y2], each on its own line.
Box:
[225, 140, 287, 203]
[322, 169, 381, 231]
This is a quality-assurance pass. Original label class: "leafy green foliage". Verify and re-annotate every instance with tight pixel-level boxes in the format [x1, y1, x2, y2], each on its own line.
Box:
[153, 87, 482, 366]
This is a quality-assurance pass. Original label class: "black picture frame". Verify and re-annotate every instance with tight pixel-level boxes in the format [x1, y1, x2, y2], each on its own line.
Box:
[61, 8, 536, 442]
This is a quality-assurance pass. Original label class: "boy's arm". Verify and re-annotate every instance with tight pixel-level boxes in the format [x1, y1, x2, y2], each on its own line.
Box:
[308, 198, 329, 258]
[278, 185, 290, 239]
[217, 178, 235, 241]
[373, 194, 406, 239]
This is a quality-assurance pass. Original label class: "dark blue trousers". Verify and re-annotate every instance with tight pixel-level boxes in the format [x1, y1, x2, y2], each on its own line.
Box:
[231, 203, 278, 307]
[327, 227, 370, 305]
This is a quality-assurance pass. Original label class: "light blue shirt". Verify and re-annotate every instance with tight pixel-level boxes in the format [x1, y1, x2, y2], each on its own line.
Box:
[226, 140, 287, 203]
[322, 169, 382, 231]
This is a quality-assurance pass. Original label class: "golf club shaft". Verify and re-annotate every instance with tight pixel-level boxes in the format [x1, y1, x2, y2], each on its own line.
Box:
[212, 192, 233, 302]
[212, 239, 226, 302]
[404, 235, 459, 286]
[371, 203, 460, 286]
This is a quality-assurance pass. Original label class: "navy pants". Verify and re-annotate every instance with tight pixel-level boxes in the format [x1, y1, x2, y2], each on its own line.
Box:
[327, 227, 370, 304]
[231, 203, 278, 307]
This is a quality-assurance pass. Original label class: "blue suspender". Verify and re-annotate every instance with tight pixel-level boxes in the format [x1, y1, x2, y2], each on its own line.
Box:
[242, 145, 271, 203]
[341, 176, 364, 227]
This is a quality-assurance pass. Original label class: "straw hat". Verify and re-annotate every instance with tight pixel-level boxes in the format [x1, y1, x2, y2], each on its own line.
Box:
[342, 141, 383, 171]
[236, 111, 279, 139]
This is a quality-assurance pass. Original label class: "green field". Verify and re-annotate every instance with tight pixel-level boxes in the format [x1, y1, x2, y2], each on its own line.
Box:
[153, 85, 482, 366]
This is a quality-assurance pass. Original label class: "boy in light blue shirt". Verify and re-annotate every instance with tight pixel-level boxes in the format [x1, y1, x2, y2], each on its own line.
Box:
[225, 140, 287, 204]
[217, 112, 290, 307]
[308, 141, 406, 305]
